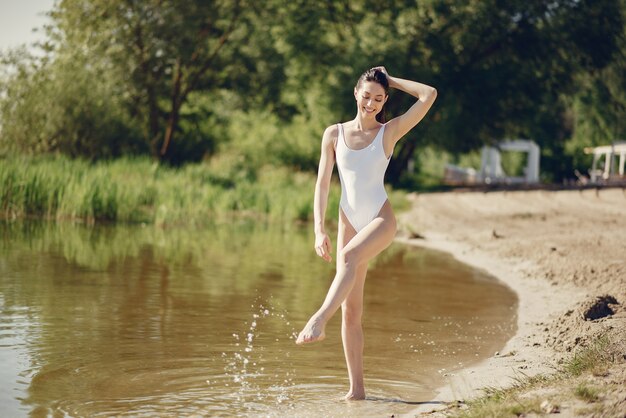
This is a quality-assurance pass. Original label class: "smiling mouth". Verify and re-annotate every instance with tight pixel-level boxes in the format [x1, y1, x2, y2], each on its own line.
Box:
[363, 107, 376, 113]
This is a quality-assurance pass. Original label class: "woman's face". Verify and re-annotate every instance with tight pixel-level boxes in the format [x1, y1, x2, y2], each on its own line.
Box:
[354, 81, 387, 120]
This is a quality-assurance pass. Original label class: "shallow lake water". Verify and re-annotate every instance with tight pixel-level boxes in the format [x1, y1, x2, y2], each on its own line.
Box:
[0, 220, 517, 417]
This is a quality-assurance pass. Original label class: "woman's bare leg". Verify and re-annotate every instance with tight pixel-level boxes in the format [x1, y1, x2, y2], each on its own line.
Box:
[341, 260, 368, 400]
[296, 201, 396, 345]
[335, 208, 367, 399]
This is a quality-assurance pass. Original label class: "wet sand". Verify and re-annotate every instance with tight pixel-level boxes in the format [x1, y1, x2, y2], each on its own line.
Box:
[396, 187, 626, 415]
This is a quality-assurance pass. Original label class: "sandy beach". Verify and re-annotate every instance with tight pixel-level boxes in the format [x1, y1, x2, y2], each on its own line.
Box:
[396, 187, 626, 416]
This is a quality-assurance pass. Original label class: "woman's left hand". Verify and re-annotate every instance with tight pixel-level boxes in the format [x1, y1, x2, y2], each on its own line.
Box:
[372, 66, 388, 76]
[372, 66, 395, 88]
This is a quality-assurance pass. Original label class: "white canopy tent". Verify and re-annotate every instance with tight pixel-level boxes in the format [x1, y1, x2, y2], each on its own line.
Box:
[584, 142, 626, 183]
[478, 139, 541, 184]
[444, 139, 541, 185]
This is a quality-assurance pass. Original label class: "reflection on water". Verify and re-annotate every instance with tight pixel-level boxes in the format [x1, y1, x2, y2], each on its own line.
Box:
[0, 221, 517, 417]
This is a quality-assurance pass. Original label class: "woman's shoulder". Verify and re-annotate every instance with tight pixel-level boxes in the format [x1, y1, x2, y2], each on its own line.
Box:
[322, 123, 341, 140]
[324, 123, 342, 134]
[320, 123, 342, 149]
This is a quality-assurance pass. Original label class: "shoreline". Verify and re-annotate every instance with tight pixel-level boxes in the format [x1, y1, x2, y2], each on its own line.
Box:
[394, 188, 626, 416]
[397, 234, 584, 415]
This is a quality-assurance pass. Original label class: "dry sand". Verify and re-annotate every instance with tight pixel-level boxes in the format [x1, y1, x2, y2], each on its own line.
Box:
[395, 187, 626, 416]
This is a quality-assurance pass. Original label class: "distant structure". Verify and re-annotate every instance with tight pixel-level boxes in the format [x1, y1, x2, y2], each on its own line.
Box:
[444, 139, 541, 185]
[579, 142, 626, 184]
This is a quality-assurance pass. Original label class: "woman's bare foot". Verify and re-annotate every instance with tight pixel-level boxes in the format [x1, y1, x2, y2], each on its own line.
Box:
[344, 389, 365, 400]
[295, 316, 326, 344]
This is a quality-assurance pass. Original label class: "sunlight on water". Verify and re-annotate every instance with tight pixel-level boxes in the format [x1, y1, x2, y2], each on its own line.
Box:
[0, 221, 517, 417]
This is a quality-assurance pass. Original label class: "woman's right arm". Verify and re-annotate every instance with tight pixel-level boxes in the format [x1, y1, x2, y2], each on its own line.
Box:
[313, 125, 337, 263]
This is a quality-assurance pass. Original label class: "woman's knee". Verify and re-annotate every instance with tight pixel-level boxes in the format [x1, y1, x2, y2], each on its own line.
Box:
[339, 247, 364, 270]
[381, 210, 397, 237]
[389, 215, 397, 233]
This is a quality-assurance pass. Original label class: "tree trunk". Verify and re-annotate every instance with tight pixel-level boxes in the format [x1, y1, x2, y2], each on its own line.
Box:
[131, 16, 162, 159]
[160, 59, 183, 158]
[148, 83, 161, 158]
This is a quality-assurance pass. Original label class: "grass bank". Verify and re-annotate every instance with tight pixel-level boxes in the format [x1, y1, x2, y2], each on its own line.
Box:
[447, 331, 626, 417]
[0, 155, 409, 226]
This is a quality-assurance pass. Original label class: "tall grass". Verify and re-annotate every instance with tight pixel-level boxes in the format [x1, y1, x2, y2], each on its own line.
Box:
[0, 155, 352, 225]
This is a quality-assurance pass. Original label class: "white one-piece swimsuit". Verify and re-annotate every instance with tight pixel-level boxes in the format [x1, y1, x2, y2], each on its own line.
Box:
[335, 123, 391, 232]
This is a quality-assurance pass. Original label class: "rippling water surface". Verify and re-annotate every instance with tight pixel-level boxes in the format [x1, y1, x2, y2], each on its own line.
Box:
[0, 221, 517, 417]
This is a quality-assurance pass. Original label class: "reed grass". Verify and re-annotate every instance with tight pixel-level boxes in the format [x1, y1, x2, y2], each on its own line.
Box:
[0, 155, 414, 226]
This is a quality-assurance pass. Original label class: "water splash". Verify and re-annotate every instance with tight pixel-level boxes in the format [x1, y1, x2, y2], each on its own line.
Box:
[219, 300, 297, 411]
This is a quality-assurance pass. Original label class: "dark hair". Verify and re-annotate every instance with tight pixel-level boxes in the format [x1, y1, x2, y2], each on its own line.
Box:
[355, 68, 389, 123]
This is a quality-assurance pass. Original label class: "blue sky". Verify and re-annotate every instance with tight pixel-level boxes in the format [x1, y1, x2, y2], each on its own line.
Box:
[0, 0, 55, 52]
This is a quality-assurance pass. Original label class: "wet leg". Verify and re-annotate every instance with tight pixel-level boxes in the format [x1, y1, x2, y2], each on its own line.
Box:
[296, 201, 396, 345]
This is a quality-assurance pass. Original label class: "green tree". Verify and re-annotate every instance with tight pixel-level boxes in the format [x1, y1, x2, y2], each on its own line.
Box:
[566, 1, 626, 173]
[275, 0, 623, 184]
[0, 46, 142, 158]
[386, 0, 624, 183]
[47, 0, 243, 162]
[1, 0, 624, 184]
[29, 0, 288, 163]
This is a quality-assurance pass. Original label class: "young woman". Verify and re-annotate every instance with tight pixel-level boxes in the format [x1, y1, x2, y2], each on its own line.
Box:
[295, 66, 437, 400]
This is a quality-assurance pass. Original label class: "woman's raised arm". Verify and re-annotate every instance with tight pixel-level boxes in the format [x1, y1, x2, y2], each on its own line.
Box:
[380, 68, 437, 145]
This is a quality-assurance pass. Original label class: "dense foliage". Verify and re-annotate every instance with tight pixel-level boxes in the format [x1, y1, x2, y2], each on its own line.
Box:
[1, 0, 624, 184]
